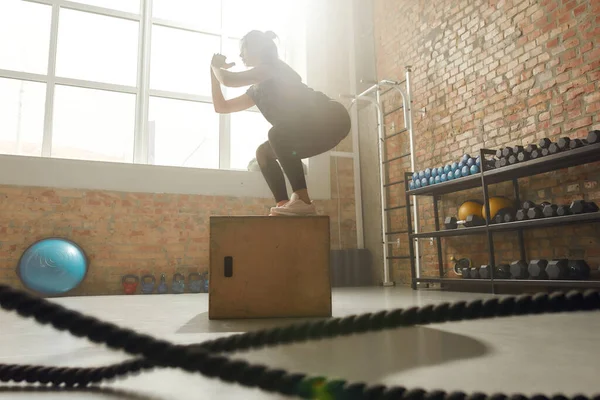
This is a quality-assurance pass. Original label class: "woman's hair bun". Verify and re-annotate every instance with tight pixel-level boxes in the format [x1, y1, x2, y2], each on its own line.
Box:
[264, 30, 277, 40]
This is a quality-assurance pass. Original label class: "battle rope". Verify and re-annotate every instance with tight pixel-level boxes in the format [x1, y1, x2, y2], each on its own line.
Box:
[1, 283, 599, 400]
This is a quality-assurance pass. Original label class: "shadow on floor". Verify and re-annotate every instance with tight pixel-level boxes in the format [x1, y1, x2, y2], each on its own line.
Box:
[178, 312, 490, 384]
[0, 386, 161, 400]
[233, 325, 492, 383]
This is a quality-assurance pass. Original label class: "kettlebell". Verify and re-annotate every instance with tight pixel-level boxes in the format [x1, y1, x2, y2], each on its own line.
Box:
[201, 272, 209, 293]
[121, 274, 139, 295]
[140, 274, 156, 294]
[172, 273, 185, 294]
[188, 272, 203, 293]
[157, 274, 168, 294]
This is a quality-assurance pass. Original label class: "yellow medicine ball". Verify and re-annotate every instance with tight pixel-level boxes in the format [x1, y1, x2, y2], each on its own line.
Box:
[458, 200, 483, 221]
[482, 196, 515, 219]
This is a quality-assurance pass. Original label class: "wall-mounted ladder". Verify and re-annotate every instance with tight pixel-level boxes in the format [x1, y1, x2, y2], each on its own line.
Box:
[343, 67, 420, 286]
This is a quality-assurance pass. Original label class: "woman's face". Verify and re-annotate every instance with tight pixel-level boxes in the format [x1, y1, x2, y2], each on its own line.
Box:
[240, 41, 260, 67]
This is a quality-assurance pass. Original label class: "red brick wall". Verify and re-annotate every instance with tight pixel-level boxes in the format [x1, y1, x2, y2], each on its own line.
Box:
[374, 0, 600, 284]
[0, 157, 356, 295]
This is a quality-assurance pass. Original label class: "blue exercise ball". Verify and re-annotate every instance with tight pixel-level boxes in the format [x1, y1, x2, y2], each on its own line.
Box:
[447, 170, 454, 180]
[409, 180, 415, 190]
[476, 157, 481, 166]
[444, 165, 451, 174]
[425, 168, 432, 179]
[461, 165, 470, 177]
[421, 178, 428, 187]
[431, 168, 438, 178]
[435, 175, 441, 184]
[451, 162, 458, 171]
[429, 177, 435, 185]
[17, 238, 88, 296]
[462, 154, 471, 163]
[419, 171, 425, 179]
[467, 158, 476, 167]
[415, 179, 421, 188]
[412, 172, 419, 181]
[441, 173, 447, 182]
[458, 161, 465, 169]
[437, 167, 444, 176]
[454, 169, 462, 179]
[470, 165, 480, 174]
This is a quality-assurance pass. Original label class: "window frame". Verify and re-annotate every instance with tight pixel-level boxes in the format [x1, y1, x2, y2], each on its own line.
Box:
[0, 0, 297, 171]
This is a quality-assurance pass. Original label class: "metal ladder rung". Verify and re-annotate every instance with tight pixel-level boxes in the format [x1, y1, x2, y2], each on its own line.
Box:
[383, 179, 405, 188]
[384, 204, 413, 212]
[385, 230, 410, 235]
[385, 128, 408, 140]
[384, 104, 404, 117]
[383, 153, 411, 164]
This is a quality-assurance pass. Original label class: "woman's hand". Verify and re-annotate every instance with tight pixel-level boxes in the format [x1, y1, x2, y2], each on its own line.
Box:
[211, 53, 235, 69]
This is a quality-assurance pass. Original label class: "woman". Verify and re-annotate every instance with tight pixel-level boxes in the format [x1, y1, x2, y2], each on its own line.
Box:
[210, 30, 351, 216]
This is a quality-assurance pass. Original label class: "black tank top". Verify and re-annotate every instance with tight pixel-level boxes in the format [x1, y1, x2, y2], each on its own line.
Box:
[245, 60, 331, 127]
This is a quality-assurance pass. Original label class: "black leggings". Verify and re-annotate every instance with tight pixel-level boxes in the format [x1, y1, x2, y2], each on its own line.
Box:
[256, 100, 351, 203]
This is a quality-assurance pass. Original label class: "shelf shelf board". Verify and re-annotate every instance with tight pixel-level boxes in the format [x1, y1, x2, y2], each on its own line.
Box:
[411, 212, 600, 239]
[406, 143, 600, 197]
[416, 277, 600, 288]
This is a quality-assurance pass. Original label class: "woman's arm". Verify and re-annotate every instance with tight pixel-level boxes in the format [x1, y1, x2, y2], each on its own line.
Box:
[211, 63, 273, 88]
[211, 68, 255, 113]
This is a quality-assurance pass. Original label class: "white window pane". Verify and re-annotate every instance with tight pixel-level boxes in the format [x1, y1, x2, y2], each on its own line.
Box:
[67, 0, 139, 13]
[0, 1, 51, 74]
[221, 38, 250, 99]
[56, 9, 138, 86]
[153, 0, 221, 32]
[0, 78, 45, 157]
[230, 111, 271, 171]
[222, 0, 293, 38]
[150, 26, 220, 95]
[148, 97, 219, 169]
[52, 85, 135, 163]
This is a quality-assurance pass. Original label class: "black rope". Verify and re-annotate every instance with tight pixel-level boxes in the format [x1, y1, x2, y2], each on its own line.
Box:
[0, 283, 599, 399]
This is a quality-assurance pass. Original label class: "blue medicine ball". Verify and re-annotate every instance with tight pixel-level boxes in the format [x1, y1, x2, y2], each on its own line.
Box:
[467, 158, 476, 167]
[435, 176, 441, 184]
[429, 177, 435, 185]
[461, 166, 470, 177]
[415, 179, 421, 188]
[431, 168, 438, 178]
[425, 168, 432, 179]
[470, 165, 480, 174]
[458, 161, 465, 169]
[441, 173, 447, 182]
[419, 171, 425, 179]
[447, 170, 454, 180]
[421, 178, 428, 187]
[413, 172, 419, 181]
[444, 165, 451, 174]
[409, 181, 415, 190]
[462, 154, 471, 163]
[476, 157, 481, 166]
[17, 238, 88, 296]
[437, 167, 444, 176]
[451, 162, 458, 171]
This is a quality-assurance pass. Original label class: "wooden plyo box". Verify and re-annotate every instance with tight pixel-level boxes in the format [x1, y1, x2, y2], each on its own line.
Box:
[208, 216, 332, 319]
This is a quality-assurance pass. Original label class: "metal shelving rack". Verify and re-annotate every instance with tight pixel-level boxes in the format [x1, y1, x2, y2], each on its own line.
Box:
[403, 142, 600, 293]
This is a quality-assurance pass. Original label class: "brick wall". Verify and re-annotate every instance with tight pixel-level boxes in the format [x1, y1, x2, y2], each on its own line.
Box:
[373, 0, 600, 284]
[0, 157, 356, 295]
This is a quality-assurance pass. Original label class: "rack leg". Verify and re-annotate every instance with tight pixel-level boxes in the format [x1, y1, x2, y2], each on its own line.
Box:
[480, 149, 496, 295]
[511, 178, 527, 261]
[432, 195, 444, 278]
[405, 172, 417, 289]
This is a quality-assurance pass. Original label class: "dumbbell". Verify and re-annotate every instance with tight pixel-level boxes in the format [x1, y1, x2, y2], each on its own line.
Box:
[502, 147, 514, 158]
[587, 130, 599, 145]
[508, 154, 519, 165]
[510, 260, 529, 279]
[469, 267, 480, 279]
[494, 159, 503, 169]
[444, 215, 486, 229]
[493, 207, 513, 224]
[526, 201, 551, 219]
[530, 148, 543, 159]
[525, 144, 538, 154]
[569, 138, 588, 149]
[522, 200, 537, 210]
[517, 151, 530, 162]
[548, 142, 561, 154]
[516, 209, 528, 221]
[569, 260, 590, 280]
[570, 200, 599, 214]
[547, 259, 569, 280]
[495, 149, 504, 159]
[557, 137, 571, 151]
[461, 267, 471, 279]
[495, 264, 511, 279]
[556, 204, 571, 216]
[539, 138, 552, 149]
[542, 204, 558, 218]
[528, 259, 548, 279]
[541, 147, 551, 157]
[479, 265, 492, 279]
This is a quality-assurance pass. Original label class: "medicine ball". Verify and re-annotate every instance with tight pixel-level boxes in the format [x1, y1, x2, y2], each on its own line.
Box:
[458, 200, 483, 221]
[482, 196, 515, 220]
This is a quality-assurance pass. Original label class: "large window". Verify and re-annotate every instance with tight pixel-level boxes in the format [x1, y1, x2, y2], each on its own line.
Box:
[0, 0, 306, 171]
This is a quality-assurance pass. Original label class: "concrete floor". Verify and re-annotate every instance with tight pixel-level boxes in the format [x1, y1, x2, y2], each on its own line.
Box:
[0, 287, 599, 399]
